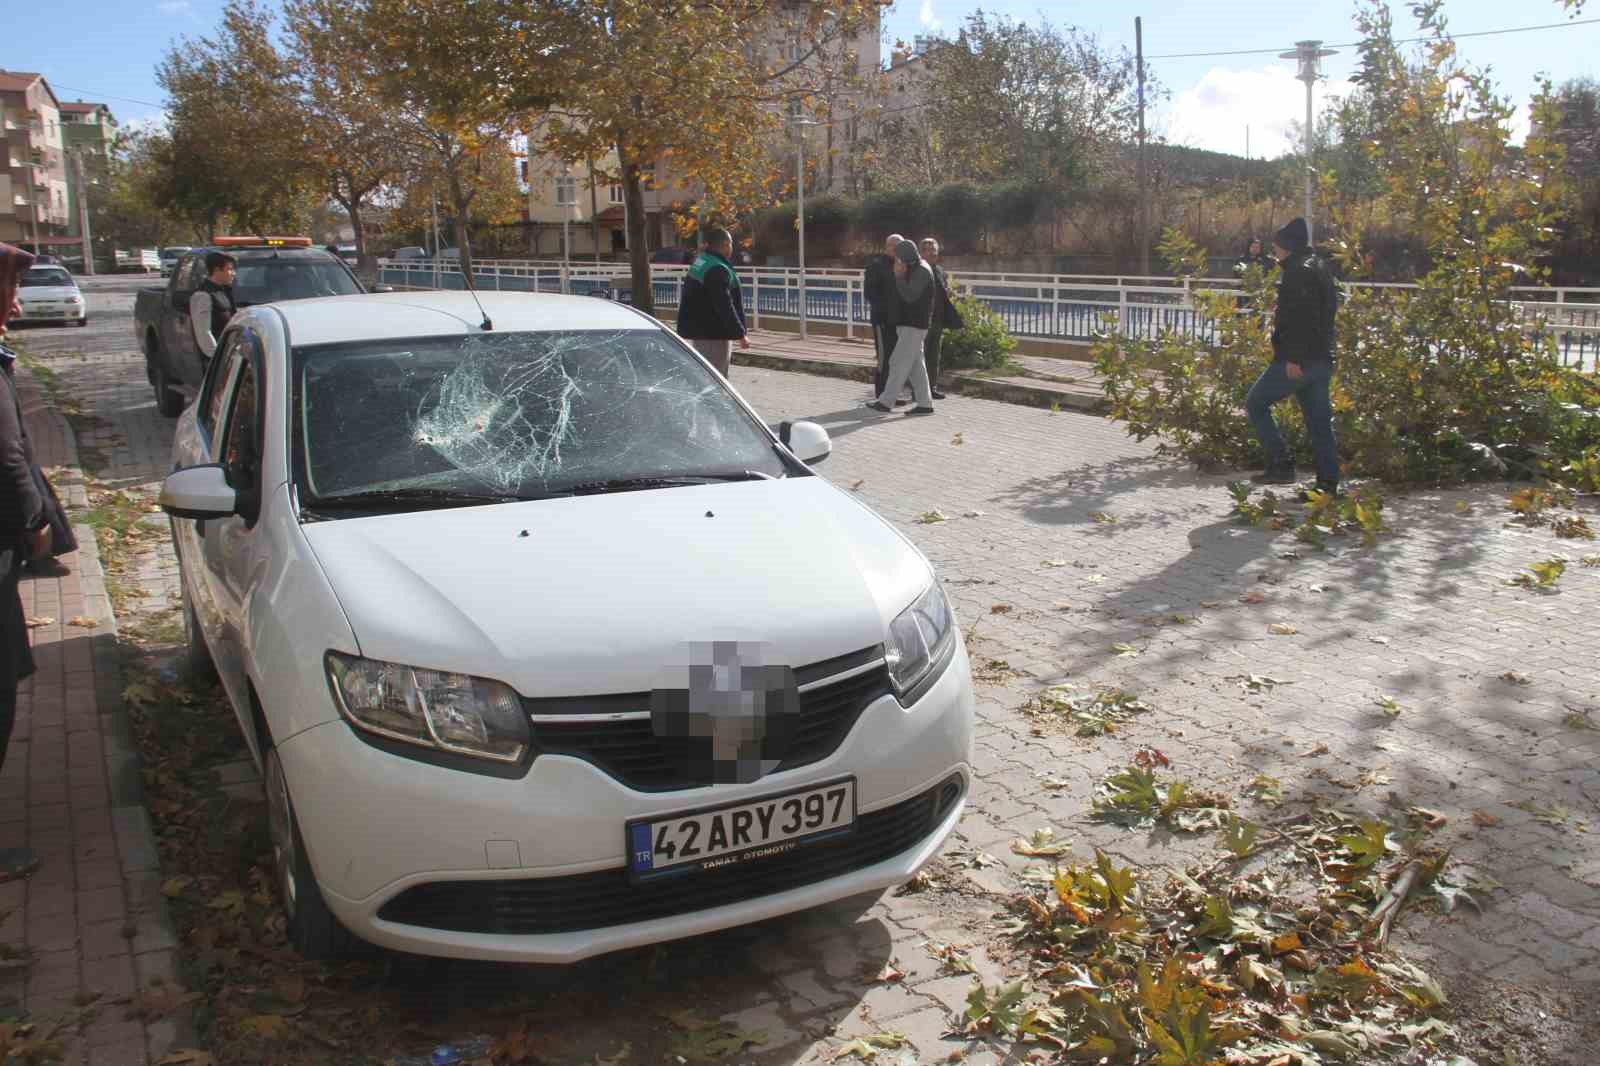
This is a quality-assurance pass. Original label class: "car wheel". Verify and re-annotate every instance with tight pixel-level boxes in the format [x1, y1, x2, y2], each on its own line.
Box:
[265, 746, 365, 960]
[76, 318, 88, 327]
[153, 361, 183, 417]
[178, 573, 216, 680]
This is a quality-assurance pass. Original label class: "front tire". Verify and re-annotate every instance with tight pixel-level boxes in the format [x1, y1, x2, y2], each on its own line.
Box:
[266, 746, 364, 961]
[76, 318, 88, 328]
[178, 569, 215, 680]
[153, 360, 183, 417]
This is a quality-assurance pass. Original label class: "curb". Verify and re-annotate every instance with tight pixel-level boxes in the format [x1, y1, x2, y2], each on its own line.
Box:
[20, 366, 199, 1060]
[734, 347, 1107, 413]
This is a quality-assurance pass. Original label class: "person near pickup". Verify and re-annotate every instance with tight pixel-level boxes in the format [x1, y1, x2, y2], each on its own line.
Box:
[189, 251, 238, 360]
[675, 229, 748, 377]
[866, 240, 936, 415]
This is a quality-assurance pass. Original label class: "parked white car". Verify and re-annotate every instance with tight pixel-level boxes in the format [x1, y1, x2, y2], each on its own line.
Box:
[14, 265, 87, 327]
[159, 291, 974, 963]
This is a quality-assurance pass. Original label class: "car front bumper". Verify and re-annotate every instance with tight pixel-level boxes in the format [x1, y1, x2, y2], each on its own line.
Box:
[276, 642, 975, 963]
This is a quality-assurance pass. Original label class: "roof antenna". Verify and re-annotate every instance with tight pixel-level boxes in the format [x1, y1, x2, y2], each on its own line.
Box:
[465, 277, 493, 331]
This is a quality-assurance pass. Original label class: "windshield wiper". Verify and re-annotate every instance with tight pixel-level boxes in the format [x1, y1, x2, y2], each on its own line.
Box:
[566, 471, 776, 496]
[304, 487, 564, 511]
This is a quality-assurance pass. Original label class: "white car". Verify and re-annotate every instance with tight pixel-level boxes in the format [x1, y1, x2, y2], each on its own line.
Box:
[159, 291, 974, 963]
[15, 265, 87, 327]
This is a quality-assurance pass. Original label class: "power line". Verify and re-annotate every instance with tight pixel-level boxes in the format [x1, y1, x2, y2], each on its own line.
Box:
[44, 84, 165, 110]
[1146, 16, 1600, 60]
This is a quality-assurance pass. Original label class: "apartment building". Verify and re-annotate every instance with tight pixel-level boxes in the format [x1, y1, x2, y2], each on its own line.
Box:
[59, 100, 117, 239]
[0, 71, 70, 245]
[522, 3, 885, 256]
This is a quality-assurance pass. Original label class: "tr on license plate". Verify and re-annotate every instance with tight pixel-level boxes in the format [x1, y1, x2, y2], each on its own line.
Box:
[627, 778, 856, 880]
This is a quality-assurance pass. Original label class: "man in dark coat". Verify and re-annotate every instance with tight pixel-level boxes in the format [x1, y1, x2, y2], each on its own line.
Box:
[1232, 237, 1274, 277]
[1245, 218, 1341, 493]
[865, 240, 935, 414]
[919, 237, 960, 400]
[0, 242, 49, 882]
[675, 228, 748, 377]
[862, 235, 902, 399]
[188, 251, 237, 361]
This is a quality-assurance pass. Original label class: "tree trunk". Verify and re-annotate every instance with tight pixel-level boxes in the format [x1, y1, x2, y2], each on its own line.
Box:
[588, 160, 601, 262]
[619, 136, 653, 316]
[449, 170, 476, 290]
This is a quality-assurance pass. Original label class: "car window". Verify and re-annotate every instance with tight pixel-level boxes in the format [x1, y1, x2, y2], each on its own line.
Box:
[178, 256, 206, 292]
[233, 259, 361, 305]
[220, 346, 261, 492]
[292, 329, 787, 501]
[20, 268, 72, 287]
[198, 333, 245, 441]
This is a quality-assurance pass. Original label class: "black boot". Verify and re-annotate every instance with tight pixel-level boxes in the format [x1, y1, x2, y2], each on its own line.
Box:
[1251, 462, 1297, 485]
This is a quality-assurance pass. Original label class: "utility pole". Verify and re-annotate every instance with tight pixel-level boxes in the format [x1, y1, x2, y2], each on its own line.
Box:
[1135, 17, 1149, 278]
[1280, 40, 1337, 246]
[789, 115, 819, 340]
[1246, 125, 1251, 163]
[70, 150, 94, 276]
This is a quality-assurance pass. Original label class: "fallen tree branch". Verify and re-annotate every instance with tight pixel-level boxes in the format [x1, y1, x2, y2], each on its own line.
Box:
[1367, 860, 1424, 946]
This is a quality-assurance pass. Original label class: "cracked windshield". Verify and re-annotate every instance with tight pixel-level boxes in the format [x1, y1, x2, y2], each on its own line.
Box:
[296, 329, 787, 500]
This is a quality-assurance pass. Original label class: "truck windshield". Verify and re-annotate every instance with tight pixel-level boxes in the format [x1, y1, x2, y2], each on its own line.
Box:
[234, 260, 361, 305]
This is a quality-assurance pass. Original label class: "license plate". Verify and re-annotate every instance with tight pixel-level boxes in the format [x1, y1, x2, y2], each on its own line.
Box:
[627, 777, 856, 881]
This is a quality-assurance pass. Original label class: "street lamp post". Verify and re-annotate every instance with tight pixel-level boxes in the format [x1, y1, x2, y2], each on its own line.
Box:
[1279, 40, 1337, 247]
[788, 115, 819, 340]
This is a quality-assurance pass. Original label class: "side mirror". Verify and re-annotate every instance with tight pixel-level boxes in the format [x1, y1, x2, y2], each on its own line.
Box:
[778, 420, 831, 465]
[160, 464, 239, 520]
[370, 283, 394, 293]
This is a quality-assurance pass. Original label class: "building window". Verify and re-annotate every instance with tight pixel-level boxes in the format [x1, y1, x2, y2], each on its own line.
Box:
[609, 184, 624, 205]
[554, 175, 577, 205]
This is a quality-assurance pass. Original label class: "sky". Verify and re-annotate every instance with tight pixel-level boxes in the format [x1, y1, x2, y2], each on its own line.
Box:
[4, 0, 1598, 156]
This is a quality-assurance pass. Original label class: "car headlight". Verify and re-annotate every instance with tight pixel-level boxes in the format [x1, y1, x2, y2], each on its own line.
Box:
[66, 294, 83, 303]
[885, 581, 956, 698]
[325, 651, 529, 763]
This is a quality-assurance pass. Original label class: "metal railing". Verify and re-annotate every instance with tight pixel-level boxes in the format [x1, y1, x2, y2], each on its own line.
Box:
[375, 258, 1600, 370]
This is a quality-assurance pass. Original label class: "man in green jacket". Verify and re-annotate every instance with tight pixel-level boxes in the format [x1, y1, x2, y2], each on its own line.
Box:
[675, 229, 748, 377]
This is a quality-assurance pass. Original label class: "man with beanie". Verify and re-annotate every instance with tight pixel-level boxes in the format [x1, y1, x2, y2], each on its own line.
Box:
[865, 239, 935, 415]
[675, 228, 748, 377]
[1246, 217, 1340, 493]
[189, 251, 237, 361]
[863, 235, 903, 399]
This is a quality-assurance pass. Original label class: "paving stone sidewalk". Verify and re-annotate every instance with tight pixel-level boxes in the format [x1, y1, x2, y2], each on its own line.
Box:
[1, 351, 191, 1064]
[10, 277, 1599, 1065]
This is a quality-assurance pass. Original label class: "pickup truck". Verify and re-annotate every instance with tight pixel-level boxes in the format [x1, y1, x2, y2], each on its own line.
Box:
[135, 242, 377, 416]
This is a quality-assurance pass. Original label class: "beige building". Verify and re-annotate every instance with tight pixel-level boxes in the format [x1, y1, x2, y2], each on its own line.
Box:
[0, 71, 71, 246]
[521, 3, 886, 256]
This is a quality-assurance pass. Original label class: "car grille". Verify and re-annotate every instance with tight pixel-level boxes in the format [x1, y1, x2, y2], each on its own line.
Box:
[525, 646, 891, 792]
[376, 775, 963, 936]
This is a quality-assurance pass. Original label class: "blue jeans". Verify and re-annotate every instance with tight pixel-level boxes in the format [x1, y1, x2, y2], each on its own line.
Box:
[1245, 360, 1339, 484]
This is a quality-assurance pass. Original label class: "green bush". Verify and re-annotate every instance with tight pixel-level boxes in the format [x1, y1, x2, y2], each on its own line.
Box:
[929, 184, 985, 253]
[861, 188, 930, 240]
[940, 291, 1017, 372]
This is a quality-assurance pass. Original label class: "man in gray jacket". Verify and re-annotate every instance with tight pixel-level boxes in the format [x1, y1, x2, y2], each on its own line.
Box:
[866, 240, 935, 414]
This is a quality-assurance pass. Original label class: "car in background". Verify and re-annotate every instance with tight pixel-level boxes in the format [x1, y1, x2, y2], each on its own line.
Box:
[160, 247, 193, 278]
[156, 289, 974, 964]
[134, 236, 388, 416]
[13, 264, 87, 327]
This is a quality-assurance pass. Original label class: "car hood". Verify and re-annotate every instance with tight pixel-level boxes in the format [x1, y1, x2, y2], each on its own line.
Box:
[300, 477, 930, 696]
[19, 286, 80, 302]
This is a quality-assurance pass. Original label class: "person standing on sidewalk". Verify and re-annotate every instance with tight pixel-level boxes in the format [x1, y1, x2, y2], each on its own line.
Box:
[866, 240, 935, 415]
[919, 238, 961, 401]
[1246, 217, 1341, 493]
[863, 235, 903, 400]
[188, 251, 237, 361]
[675, 228, 749, 377]
[0, 242, 48, 882]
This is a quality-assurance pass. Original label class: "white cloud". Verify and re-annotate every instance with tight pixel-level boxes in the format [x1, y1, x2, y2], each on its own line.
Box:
[918, 0, 941, 32]
[1163, 64, 1356, 157]
[156, 0, 192, 14]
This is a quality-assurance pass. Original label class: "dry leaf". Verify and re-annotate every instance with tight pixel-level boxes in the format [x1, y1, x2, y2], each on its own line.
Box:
[156, 1053, 216, 1066]
[1303, 742, 1331, 758]
[1042, 559, 1068, 568]
[950, 433, 964, 445]
[1368, 635, 1391, 645]
[24, 617, 52, 628]
[1240, 591, 1268, 605]
[1269, 932, 1303, 955]
[67, 615, 96, 628]
[1267, 622, 1298, 635]
[868, 962, 906, 984]
[272, 973, 306, 1005]
[1499, 671, 1531, 686]
[1199, 600, 1223, 608]
[1471, 810, 1500, 829]
[990, 604, 1012, 615]
[238, 1014, 290, 1039]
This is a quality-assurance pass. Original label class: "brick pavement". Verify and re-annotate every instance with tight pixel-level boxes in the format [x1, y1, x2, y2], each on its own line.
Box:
[2, 284, 191, 1064]
[8, 277, 1597, 1064]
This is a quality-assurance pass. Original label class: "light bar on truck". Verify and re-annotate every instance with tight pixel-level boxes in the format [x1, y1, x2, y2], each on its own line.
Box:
[212, 236, 313, 248]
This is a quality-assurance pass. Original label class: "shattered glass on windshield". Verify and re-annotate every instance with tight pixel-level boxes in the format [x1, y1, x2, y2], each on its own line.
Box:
[296, 329, 786, 500]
